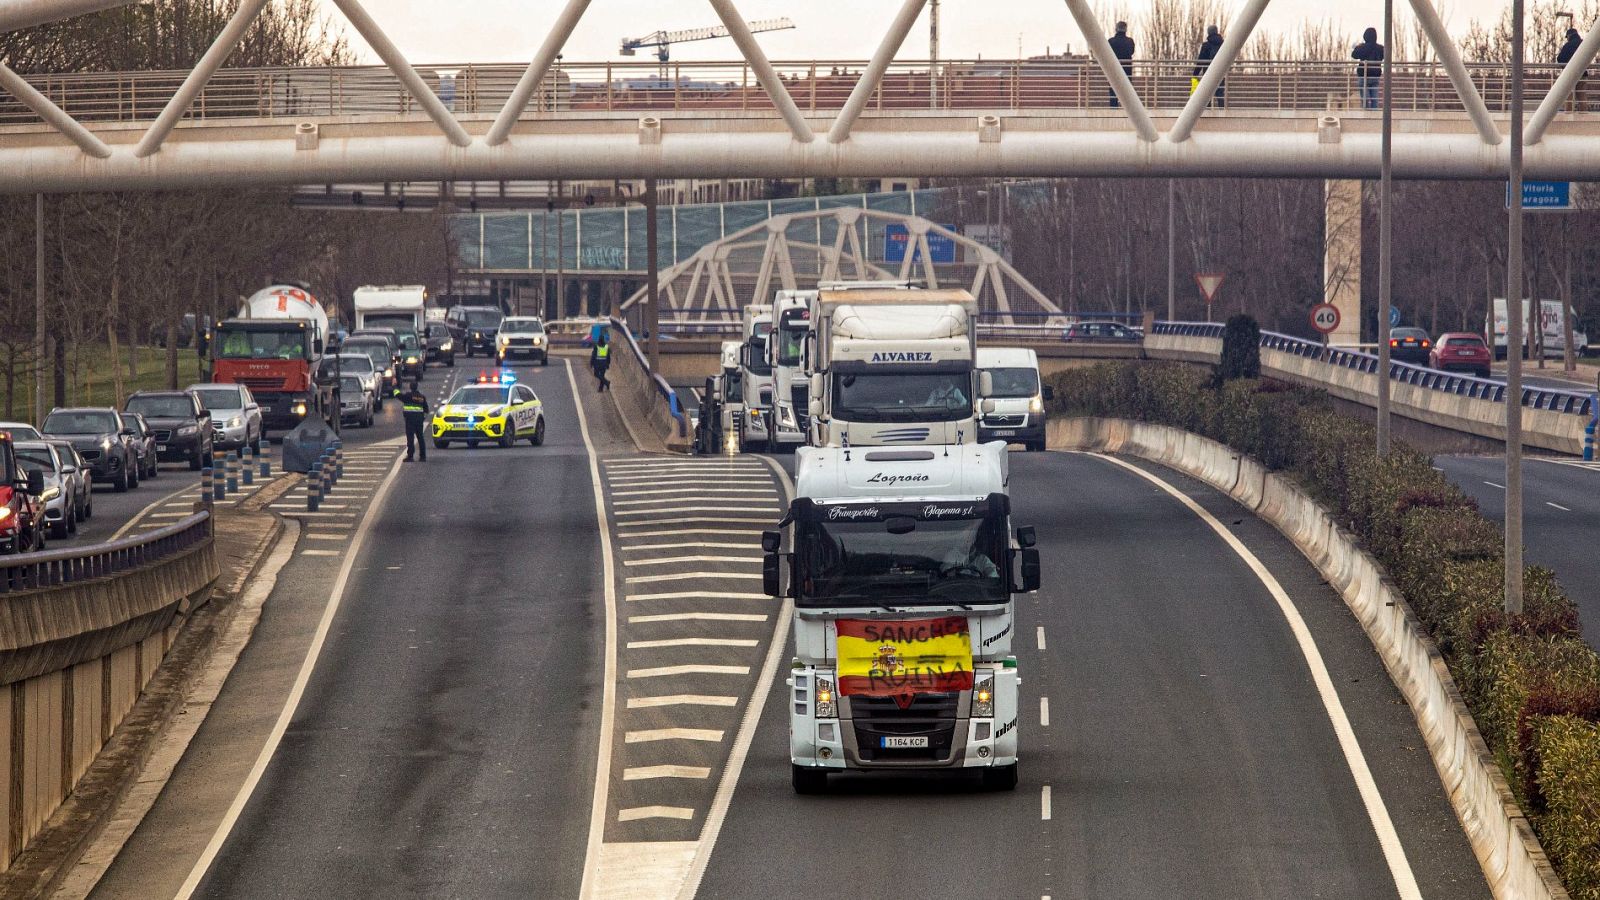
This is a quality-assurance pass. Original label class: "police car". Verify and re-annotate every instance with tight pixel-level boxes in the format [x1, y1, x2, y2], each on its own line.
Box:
[431, 372, 546, 449]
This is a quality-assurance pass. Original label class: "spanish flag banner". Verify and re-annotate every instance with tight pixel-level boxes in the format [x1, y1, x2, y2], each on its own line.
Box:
[836, 617, 974, 697]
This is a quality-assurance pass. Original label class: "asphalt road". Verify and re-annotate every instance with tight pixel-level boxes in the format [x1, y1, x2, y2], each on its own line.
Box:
[1436, 455, 1600, 647]
[190, 360, 606, 898]
[695, 450, 1488, 900]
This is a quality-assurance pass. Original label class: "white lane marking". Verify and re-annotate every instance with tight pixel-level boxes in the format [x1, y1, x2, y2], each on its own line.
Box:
[1484, 481, 1506, 489]
[627, 664, 750, 678]
[625, 572, 762, 585]
[622, 542, 761, 552]
[622, 555, 760, 567]
[611, 488, 774, 497]
[1092, 454, 1422, 900]
[1036, 626, 1046, 651]
[144, 511, 191, 518]
[175, 440, 408, 899]
[1040, 697, 1050, 727]
[626, 695, 740, 709]
[300, 549, 341, 556]
[1041, 785, 1052, 821]
[279, 511, 360, 518]
[1547, 501, 1572, 511]
[625, 592, 768, 602]
[110, 479, 198, 540]
[303, 534, 347, 542]
[614, 506, 780, 517]
[605, 476, 772, 485]
[573, 358, 622, 900]
[612, 496, 774, 506]
[677, 455, 796, 899]
[624, 766, 712, 781]
[617, 806, 695, 822]
[626, 638, 759, 649]
[618, 517, 777, 530]
[629, 613, 769, 624]
[603, 459, 766, 469]
[617, 528, 768, 539]
[625, 728, 725, 744]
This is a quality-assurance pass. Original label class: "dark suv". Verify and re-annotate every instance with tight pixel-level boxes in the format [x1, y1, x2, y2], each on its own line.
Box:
[124, 390, 213, 470]
[42, 407, 138, 492]
[447, 305, 504, 358]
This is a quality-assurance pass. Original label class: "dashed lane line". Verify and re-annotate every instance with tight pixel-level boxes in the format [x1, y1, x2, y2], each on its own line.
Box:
[617, 517, 777, 530]
[624, 592, 768, 602]
[624, 729, 725, 744]
[625, 695, 740, 709]
[611, 488, 775, 497]
[625, 638, 759, 649]
[626, 665, 751, 679]
[624, 572, 763, 585]
[1040, 697, 1051, 727]
[628, 613, 769, 624]
[1037, 626, 1047, 651]
[614, 506, 780, 517]
[623, 766, 712, 781]
[304, 534, 349, 541]
[621, 542, 763, 552]
[301, 549, 341, 557]
[1042, 786, 1052, 821]
[612, 495, 774, 506]
[617, 807, 695, 823]
[616, 529, 768, 540]
[1548, 501, 1573, 511]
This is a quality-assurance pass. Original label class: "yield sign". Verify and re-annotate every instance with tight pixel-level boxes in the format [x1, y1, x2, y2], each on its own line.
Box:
[1195, 272, 1226, 304]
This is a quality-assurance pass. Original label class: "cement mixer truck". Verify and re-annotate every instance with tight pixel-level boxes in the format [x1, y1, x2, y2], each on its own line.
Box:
[212, 284, 332, 433]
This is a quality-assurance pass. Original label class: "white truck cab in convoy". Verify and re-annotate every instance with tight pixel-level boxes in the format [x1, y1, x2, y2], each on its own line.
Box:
[765, 441, 1039, 793]
[768, 290, 817, 452]
[805, 287, 982, 448]
[739, 304, 774, 453]
[975, 347, 1052, 452]
[696, 340, 746, 454]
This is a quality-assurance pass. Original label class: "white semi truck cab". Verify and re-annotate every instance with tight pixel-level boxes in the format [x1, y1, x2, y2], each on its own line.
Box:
[739, 304, 774, 453]
[805, 287, 982, 448]
[768, 290, 817, 452]
[764, 441, 1039, 793]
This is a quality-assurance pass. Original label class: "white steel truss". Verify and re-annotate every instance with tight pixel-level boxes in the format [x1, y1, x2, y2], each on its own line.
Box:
[1, 0, 1598, 189]
[618, 207, 1060, 322]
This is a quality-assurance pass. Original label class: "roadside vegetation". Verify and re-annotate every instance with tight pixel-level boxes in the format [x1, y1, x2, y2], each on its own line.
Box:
[1048, 339, 1600, 897]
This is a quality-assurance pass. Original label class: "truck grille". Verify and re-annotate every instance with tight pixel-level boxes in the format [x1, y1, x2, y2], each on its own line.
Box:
[234, 378, 283, 392]
[791, 384, 810, 431]
[848, 691, 959, 762]
[984, 414, 1025, 427]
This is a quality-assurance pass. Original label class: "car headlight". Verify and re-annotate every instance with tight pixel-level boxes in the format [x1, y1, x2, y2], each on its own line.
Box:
[815, 677, 837, 719]
[1029, 394, 1044, 414]
[472, 331, 482, 340]
[441, 340, 453, 351]
[384, 368, 394, 377]
[40, 487, 59, 502]
[177, 424, 197, 435]
[227, 416, 243, 428]
[405, 356, 419, 364]
[100, 437, 113, 449]
[0, 507, 11, 524]
[533, 335, 545, 345]
[972, 674, 995, 717]
[486, 407, 505, 418]
[495, 334, 509, 347]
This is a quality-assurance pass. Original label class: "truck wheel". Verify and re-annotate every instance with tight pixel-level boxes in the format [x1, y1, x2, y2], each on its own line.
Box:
[530, 418, 545, 446]
[791, 765, 828, 795]
[981, 764, 1018, 791]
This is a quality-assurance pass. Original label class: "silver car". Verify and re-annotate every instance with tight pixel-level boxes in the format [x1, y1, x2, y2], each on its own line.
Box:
[42, 440, 91, 522]
[186, 383, 263, 451]
[0, 421, 42, 440]
[318, 353, 381, 409]
[14, 441, 78, 539]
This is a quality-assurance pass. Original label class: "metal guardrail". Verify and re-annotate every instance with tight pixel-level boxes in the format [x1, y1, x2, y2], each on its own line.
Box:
[1153, 321, 1596, 417]
[0, 58, 1587, 127]
[0, 510, 210, 594]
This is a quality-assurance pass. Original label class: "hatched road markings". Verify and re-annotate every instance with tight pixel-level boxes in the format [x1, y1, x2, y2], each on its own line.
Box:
[583, 453, 790, 897]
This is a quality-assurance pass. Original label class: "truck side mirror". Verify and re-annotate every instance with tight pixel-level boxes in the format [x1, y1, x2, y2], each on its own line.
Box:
[25, 470, 44, 496]
[761, 530, 781, 552]
[810, 372, 824, 398]
[1042, 385, 1054, 401]
[763, 553, 783, 598]
[808, 398, 823, 419]
[1016, 525, 1037, 548]
[1020, 548, 1041, 593]
[979, 371, 995, 397]
[981, 399, 997, 415]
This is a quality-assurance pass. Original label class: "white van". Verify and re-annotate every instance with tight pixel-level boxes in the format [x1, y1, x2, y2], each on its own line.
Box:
[976, 347, 1051, 452]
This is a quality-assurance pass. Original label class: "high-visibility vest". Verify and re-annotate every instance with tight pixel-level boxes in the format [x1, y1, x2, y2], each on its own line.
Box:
[596, 344, 610, 360]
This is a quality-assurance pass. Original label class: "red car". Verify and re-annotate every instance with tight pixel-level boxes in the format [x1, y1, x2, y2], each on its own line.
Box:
[1429, 332, 1492, 378]
[0, 433, 47, 554]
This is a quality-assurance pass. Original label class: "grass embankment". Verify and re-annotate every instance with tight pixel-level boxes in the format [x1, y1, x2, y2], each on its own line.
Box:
[2, 346, 203, 421]
[1050, 361, 1600, 898]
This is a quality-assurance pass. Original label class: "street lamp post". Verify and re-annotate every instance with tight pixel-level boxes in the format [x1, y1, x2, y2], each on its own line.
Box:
[1376, 0, 1394, 456]
[1506, 0, 1527, 615]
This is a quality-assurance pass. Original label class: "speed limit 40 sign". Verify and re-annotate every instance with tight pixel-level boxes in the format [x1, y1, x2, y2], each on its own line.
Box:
[1310, 303, 1341, 334]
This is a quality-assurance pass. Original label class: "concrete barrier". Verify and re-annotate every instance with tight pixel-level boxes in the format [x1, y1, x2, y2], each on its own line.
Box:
[1049, 417, 1570, 900]
[1145, 332, 1588, 455]
[604, 319, 691, 453]
[0, 515, 218, 875]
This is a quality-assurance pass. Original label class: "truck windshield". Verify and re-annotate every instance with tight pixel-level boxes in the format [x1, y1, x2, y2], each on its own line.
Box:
[796, 514, 1005, 607]
[365, 315, 414, 331]
[724, 370, 743, 404]
[746, 335, 772, 376]
[832, 372, 971, 422]
[984, 367, 1039, 399]
[216, 328, 306, 360]
[775, 323, 805, 366]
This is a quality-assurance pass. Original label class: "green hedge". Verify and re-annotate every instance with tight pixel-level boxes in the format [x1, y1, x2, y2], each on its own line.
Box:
[1049, 360, 1600, 898]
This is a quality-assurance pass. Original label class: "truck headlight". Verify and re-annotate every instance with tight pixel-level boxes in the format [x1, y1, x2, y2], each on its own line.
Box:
[778, 405, 797, 429]
[815, 678, 837, 719]
[1029, 394, 1044, 414]
[972, 674, 995, 717]
[291, 402, 308, 416]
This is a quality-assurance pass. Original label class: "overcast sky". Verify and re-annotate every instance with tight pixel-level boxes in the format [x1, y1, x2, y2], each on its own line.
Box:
[358, 0, 1516, 65]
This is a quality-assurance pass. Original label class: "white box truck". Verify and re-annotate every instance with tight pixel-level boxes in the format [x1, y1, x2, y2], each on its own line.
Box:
[804, 287, 982, 448]
[1488, 298, 1589, 359]
[765, 440, 1038, 793]
[354, 285, 428, 335]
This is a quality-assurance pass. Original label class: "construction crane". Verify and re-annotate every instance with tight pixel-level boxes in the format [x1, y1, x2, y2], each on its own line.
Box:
[620, 18, 796, 63]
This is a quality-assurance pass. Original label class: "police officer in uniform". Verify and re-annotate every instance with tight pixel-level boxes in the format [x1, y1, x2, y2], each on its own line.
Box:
[396, 380, 430, 461]
[590, 333, 611, 392]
